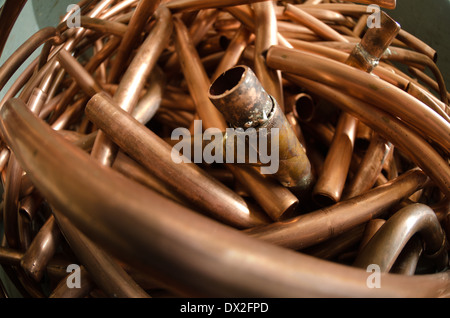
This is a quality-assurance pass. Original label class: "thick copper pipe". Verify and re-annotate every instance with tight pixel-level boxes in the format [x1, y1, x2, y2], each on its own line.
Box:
[353, 204, 448, 272]
[285, 74, 450, 198]
[174, 16, 298, 220]
[78, 16, 128, 37]
[86, 92, 268, 228]
[0, 246, 22, 266]
[0, 0, 27, 57]
[53, 210, 150, 298]
[108, 0, 160, 83]
[266, 46, 450, 152]
[358, 219, 386, 252]
[209, 65, 314, 192]
[253, 1, 284, 109]
[91, 6, 173, 167]
[20, 215, 61, 282]
[390, 236, 423, 275]
[284, 3, 349, 43]
[245, 169, 428, 250]
[2, 98, 450, 297]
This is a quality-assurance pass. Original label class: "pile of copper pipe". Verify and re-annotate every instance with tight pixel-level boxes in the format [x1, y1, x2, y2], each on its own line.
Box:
[0, 0, 449, 298]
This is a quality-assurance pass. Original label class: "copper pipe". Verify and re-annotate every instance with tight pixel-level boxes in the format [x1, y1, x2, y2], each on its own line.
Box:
[78, 16, 128, 37]
[358, 219, 386, 252]
[3, 98, 450, 297]
[397, 29, 437, 62]
[49, 265, 95, 298]
[0, 246, 23, 266]
[165, 0, 270, 12]
[406, 81, 450, 123]
[390, 236, 423, 275]
[20, 215, 61, 282]
[343, 134, 393, 199]
[353, 204, 448, 272]
[285, 74, 450, 198]
[209, 65, 314, 192]
[245, 169, 428, 250]
[174, 16, 298, 220]
[284, 3, 349, 43]
[107, 0, 160, 83]
[343, 0, 396, 9]
[408, 66, 450, 109]
[266, 45, 450, 152]
[86, 92, 268, 228]
[53, 209, 151, 298]
[91, 6, 173, 167]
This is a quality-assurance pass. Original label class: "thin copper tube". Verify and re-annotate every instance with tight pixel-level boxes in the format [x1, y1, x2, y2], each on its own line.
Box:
[174, 15, 298, 220]
[408, 66, 450, 108]
[91, 6, 173, 167]
[78, 16, 128, 37]
[266, 46, 450, 152]
[406, 81, 450, 123]
[53, 209, 151, 298]
[253, 1, 284, 109]
[397, 29, 437, 62]
[275, 6, 349, 25]
[165, 0, 270, 12]
[2, 98, 450, 297]
[284, 74, 450, 197]
[20, 215, 61, 282]
[353, 204, 448, 272]
[245, 169, 428, 250]
[284, 3, 349, 43]
[343, 134, 393, 200]
[107, 0, 160, 83]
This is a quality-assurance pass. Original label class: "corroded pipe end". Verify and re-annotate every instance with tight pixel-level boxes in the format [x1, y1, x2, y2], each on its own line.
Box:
[208, 65, 273, 129]
[361, 11, 401, 59]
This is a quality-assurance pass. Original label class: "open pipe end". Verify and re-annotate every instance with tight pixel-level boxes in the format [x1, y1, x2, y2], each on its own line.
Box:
[208, 65, 274, 129]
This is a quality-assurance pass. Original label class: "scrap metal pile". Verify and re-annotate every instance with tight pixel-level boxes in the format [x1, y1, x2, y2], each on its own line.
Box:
[0, 0, 449, 297]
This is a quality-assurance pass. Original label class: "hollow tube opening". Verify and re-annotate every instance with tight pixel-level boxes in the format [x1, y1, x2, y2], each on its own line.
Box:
[209, 66, 245, 97]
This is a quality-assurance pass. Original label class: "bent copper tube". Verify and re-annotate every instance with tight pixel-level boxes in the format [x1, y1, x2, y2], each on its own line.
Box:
[390, 236, 423, 276]
[91, 6, 173, 167]
[86, 92, 269, 228]
[406, 82, 450, 123]
[209, 65, 314, 192]
[20, 215, 61, 282]
[285, 74, 450, 198]
[266, 45, 450, 152]
[3, 98, 450, 297]
[353, 204, 448, 272]
[245, 169, 428, 250]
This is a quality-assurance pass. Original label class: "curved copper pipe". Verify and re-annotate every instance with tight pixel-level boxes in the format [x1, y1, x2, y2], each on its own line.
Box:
[397, 29, 437, 62]
[390, 236, 423, 275]
[266, 45, 450, 152]
[49, 265, 95, 298]
[2, 98, 450, 297]
[353, 204, 448, 272]
[284, 74, 450, 198]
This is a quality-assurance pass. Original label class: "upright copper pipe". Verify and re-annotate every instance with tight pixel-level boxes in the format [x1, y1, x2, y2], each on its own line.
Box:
[2, 98, 450, 298]
[174, 16, 298, 220]
[209, 65, 314, 192]
[107, 0, 160, 83]
[253, 0, 284, 109]
[353, 204, 448, 272]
